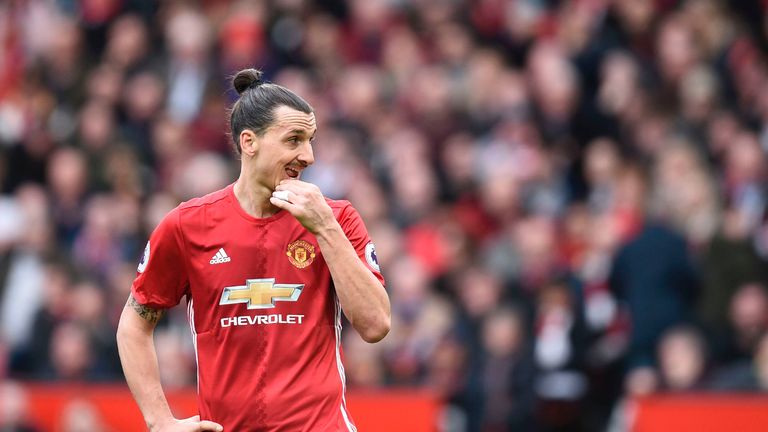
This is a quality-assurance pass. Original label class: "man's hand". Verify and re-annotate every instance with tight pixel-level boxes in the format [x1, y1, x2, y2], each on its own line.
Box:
[153, 415, 223, 432]
[273, 180, 390, 343]
[271, 180, 337, 234]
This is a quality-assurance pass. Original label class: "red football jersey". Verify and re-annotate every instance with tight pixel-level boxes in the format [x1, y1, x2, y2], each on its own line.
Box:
[131, 184, 384, 431]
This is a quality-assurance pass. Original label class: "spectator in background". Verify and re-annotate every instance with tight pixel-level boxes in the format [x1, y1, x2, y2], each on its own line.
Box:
[609, 217, 700, 369]
[47, 321, 110, 381]
[656, 325, 709, 391]
[154, 328, 196, 389]
[650, 138, 720, 247]
[476, 306, 535, 432]
[710, 332, 768, 392]
[533, 279, 589, 432]
[722, 283, 768, 362]
[382, 255, 454, 385]
[451, 265, 509, 429]
[47, 147, 89, 248]
[0, 381, 38, 432]
[609, 156, 701, 370]
[0, 185, 47, 353]
[120, 71, 166, 161]
[163, 5, 213, 124]
[59, 399, 108, 432]
[72, 195, 130, 280]
[699, 209, 768, 360]
[103, 13, 151, 73]
[69, 280, 121, 376]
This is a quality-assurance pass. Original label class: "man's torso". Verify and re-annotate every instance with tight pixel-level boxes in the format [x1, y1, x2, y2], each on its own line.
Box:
[135, 185, 360, 431]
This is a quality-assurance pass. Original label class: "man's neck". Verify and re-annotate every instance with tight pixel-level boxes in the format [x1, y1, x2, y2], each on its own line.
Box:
[233, 173, 280, 219]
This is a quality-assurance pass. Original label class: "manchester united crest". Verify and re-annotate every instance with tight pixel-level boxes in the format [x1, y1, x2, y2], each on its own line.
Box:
[286, 240, 316, 269]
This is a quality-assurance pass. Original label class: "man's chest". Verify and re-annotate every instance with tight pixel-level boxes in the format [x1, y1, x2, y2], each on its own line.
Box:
[183, 217, 323, 277]
[181, 219, 334, 330]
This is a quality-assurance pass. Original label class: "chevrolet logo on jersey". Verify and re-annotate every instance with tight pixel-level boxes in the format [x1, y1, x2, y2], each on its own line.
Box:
[219, 278, 303, 309]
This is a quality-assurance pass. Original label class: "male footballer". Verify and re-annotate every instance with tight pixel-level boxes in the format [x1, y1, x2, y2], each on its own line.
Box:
[117, 68, 390, 431]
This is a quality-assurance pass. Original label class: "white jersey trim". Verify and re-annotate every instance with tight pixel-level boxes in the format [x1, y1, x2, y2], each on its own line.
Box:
[188, 298, 200, 393]
[334, 295, 357, 432]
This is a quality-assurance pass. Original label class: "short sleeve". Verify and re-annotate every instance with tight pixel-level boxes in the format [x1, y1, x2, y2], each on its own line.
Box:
[131, 207, 190, 308]
[336, 202, 385, 286]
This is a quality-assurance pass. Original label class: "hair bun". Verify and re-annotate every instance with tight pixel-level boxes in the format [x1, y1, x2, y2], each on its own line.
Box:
[233, 68, 264, 95]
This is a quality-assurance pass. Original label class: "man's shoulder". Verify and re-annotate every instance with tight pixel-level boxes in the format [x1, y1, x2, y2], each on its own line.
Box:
[325, 197, 355, 218]
[177, 184, 233, 213]
[325, 197, 351, 210]
[166, 185, 233, 230]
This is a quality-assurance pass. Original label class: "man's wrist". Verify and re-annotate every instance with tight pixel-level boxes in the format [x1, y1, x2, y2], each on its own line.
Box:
[314, 219, 343, 242]
[147, 414, 175, 431]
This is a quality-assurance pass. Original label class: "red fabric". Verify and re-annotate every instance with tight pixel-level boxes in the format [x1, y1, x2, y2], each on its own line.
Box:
[613, 208, 643, 243]
[634, 395, 768, 432]
[219, 14, 266, 70]
[0, 12, 24, 101]
[80, 0, 123, 24]
[451, 197, 499, 244]
[131, 184, 384, 431]
[404, 223, 449, 278]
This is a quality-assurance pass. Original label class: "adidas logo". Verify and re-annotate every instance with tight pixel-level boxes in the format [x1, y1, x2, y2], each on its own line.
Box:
[210, 248, 231, 264]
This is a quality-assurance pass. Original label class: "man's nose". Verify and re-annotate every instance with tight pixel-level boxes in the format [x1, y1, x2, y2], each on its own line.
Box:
[297, 141, 314, 166]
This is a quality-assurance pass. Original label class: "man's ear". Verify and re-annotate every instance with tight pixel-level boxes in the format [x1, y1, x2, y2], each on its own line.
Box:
[239, 130, 259, 156]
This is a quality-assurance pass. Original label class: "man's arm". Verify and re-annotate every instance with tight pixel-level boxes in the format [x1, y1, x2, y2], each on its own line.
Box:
[314, 219, 391, 342]
[116, 295, 223, 432]
[272, 181, 391, 343]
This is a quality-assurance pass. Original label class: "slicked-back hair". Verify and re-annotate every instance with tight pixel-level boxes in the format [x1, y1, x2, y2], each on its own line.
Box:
[229, 68, 313, 155]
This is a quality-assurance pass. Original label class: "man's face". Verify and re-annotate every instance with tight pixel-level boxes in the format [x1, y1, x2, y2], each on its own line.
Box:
[248, 105, 317, 190]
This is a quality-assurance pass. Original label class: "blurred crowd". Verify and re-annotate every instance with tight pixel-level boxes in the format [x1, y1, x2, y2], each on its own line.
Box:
[2, 0, 768, 430]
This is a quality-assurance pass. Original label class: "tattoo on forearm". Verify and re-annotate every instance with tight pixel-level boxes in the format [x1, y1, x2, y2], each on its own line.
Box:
[127, 295, 165, 324]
